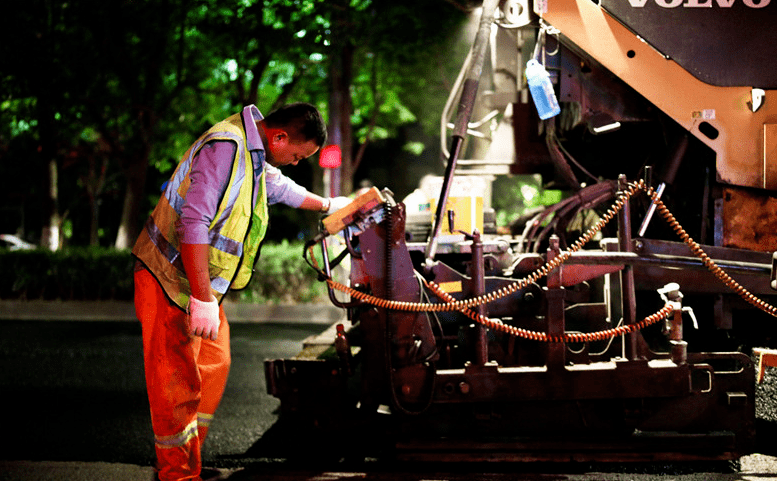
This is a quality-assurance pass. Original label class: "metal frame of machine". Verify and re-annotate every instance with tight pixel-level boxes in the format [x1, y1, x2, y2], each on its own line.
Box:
[265, 0, 777, 462]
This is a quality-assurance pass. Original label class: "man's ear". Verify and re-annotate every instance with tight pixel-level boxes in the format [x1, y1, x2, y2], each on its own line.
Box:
[272, 130, 288, 147]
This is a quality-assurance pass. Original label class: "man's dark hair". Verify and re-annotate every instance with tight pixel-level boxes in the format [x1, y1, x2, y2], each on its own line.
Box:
[264, 102, 327, 147]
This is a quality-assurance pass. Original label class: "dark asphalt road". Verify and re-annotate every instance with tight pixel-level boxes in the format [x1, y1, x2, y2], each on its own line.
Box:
[2, 318, 777, 481]
[0, 320, 324, 468]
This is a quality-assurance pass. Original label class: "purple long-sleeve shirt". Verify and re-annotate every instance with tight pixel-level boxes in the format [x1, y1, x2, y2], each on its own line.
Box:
[177, 105, 309, 244]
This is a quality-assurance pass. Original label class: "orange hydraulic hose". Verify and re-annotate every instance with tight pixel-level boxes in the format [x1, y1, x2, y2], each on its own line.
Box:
[307, 179, 777, 343]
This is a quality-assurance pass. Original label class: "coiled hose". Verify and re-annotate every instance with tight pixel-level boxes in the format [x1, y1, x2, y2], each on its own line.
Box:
[647, 183, 777, 317]
[307, 179, 777, 343]
[425, 277, 674, 343]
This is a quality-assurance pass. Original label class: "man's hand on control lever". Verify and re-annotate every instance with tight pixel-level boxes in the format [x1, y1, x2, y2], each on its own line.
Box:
[327, 196, 352, 215]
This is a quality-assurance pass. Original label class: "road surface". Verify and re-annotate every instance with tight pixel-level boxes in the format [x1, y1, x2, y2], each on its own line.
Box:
[2, 316, 777, 480]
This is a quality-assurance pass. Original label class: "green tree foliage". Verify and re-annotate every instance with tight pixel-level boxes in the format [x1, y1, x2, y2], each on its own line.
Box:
[199, 0, 331, 108]
[0, 0, 471, 248]
[492, 174, 563, 230]
[2, 0, 227, 247]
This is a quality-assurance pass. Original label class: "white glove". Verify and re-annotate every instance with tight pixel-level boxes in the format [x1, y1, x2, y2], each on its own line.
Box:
[188, 295, 220, 341]
[327, 196, 352, 215]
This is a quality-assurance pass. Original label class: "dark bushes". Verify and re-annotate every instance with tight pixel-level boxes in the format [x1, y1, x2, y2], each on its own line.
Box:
[0, 241, 327, 304]
[0, 247, 135, 300]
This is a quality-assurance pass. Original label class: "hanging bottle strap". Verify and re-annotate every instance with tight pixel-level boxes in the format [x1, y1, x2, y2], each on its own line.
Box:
[532, 20, 561, 64]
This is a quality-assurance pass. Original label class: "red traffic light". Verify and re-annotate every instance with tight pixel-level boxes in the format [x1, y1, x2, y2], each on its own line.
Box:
[319, 144, 341, 168]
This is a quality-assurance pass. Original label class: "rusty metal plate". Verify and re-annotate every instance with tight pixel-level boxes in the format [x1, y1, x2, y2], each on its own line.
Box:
[721, 187, 777, 252]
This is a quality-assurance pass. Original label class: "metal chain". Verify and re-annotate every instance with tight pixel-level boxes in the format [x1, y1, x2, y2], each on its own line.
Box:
[312, 179, 777, 341]
[316, 181, 639, 312]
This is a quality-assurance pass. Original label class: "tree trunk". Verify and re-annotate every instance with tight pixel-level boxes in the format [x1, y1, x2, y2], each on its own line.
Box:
[38, 84, 60, 251]
[41, 157, 61, 251]
[340, 42, 354, 196]
[89, 193, 99, 246]
[114, 104, 155, 250]
[114, 152, 148, 249]
[87, 154, 108, 246]
[328, 39, 355, 196]
[38, 0, 60, 251]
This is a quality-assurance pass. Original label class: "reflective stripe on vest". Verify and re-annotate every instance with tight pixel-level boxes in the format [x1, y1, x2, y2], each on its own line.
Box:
[132, 113, 268, 309]
[164, 130, 247, 257]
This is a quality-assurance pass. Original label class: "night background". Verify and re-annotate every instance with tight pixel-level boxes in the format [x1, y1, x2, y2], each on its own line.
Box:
[0, 0, 479, 251]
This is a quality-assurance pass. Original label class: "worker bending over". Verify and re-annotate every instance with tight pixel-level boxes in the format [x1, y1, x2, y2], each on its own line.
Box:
[132, 103, 350, 481]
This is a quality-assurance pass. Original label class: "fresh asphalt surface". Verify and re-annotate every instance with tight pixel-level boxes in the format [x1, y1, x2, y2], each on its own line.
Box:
[2, 303, 777, 480]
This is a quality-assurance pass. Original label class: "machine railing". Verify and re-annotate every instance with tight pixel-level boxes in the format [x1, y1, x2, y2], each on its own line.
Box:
[307, 178, 777, 325]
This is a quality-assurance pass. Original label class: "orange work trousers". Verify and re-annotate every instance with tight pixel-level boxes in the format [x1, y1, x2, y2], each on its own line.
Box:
[134, 266, 231, 481]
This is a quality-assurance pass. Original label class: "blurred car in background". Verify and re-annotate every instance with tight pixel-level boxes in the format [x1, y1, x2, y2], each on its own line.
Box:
[0, 234, 36, 251]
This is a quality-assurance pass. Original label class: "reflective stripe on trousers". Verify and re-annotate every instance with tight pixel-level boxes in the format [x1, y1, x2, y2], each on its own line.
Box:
[134, 267, 231, 481]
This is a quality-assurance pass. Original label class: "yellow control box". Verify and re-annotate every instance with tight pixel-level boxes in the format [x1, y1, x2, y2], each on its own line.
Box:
[428, 176, 485, 241]
[322, 187, 385, 235]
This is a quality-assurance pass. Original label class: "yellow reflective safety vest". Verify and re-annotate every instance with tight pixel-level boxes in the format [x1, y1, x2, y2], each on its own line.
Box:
[132, 113, 268, 309]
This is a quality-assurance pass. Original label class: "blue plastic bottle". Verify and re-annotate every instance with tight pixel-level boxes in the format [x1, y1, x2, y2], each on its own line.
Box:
[526, 59, 561, 120]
